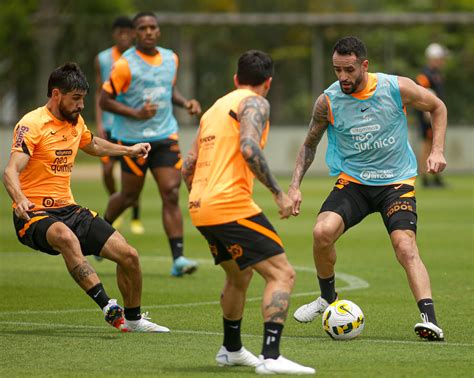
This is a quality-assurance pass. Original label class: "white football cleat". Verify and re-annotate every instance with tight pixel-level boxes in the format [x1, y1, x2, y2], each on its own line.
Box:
[255, 355, 316, 375]
[121, 312, 170, 333]
[414, 314, 445, 341]
[216, 346, 260, 367]
[294, 296, 334, 323]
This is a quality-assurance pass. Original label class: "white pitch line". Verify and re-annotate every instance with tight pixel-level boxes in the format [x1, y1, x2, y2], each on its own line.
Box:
[0, 266, 368, 316]
[0, 320, 472, 348]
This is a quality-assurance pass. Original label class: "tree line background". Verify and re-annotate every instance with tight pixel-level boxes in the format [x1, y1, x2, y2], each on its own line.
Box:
[1, 0, 473, 128]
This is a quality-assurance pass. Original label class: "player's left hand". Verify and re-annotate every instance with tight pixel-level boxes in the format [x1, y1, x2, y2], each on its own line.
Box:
[288, 186, 302, 216]
[426, 150, 447, 174]
[185, 99, 202, 116]
[128, 143, 151, 159]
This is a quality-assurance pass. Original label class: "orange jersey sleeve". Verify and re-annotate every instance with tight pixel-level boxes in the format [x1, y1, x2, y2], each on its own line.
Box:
[102, 57, 132, 95]
[416, 74, 431, 88]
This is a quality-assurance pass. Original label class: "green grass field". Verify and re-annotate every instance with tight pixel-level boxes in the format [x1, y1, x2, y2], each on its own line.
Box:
[1, 169, 473, 377]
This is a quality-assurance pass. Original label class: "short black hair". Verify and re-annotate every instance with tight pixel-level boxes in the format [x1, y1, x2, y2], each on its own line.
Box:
[333, 36, 367, 61]
[237, 50, 274, 86]
[112, 16, 133, 30]
[47, 62, 89, 97]
[132, 12, 158, 27]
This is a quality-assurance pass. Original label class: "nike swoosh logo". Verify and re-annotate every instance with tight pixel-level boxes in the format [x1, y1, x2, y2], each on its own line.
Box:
[267, 329, 278, 334]
[361, 107, 370, 112]
[50, 130, 57, 135]
[229, 325, 239, 329]
[93, 290, 102, 298]
[394, 184, 403, 190]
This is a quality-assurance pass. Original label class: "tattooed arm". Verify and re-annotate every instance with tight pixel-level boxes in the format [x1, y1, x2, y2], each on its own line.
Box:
[239, 95, 293, 219]
[182, 129, 199, 191]
[288, 94, 330, 215]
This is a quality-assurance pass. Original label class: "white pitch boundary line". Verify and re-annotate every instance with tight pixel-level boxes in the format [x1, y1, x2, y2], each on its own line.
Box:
[0, 263, 368, 316]
[0, 320, 472, 348]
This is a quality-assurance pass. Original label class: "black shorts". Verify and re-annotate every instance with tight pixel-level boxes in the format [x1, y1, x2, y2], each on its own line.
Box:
[319, 178, 417, 234]
[196, 213, 285, 270]
[118, 138, 182, 176]
[101, 130, 118, 163]
[13, 205, 115, 256]
[418, 114, 433, 140]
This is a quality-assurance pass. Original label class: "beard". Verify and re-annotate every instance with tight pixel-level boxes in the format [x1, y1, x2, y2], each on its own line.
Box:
[59, 101, 80, 125]
[339, 74, 364, 94]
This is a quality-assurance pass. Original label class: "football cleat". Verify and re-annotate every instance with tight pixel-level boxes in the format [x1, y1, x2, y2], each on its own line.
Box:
[216, 346, 260, 367]
[294, 295, 337, 323]
[121, 312, 170, 333]
[255, 355, 316, 375]
[414, 314, 444, 341]
[130, 219, 145, 235]
[103, 299, 124, 329]
[171, 256, 198, 277]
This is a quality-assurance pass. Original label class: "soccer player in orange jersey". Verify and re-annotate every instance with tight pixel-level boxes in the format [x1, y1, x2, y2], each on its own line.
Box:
[3, 62, 168, 333]
[182, 50, 315, 375]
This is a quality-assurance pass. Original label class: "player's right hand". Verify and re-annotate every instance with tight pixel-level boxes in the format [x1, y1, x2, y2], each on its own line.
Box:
[288, 185, 302, 216]
[274, 191, 293, 219]
[135, 100, 158, 120]
[15, 199, 35, 221]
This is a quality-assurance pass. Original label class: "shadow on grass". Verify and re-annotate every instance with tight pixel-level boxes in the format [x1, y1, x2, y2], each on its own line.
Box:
[162, 365, 257, 375]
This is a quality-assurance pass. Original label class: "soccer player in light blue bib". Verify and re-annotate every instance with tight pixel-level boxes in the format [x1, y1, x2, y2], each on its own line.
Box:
[99, 12, 202, 278]
[289, 36, 447, 341]
[94, 16, 145, 235]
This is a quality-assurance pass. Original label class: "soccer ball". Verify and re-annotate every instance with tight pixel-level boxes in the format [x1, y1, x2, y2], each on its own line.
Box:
[322, 299, 365, 340]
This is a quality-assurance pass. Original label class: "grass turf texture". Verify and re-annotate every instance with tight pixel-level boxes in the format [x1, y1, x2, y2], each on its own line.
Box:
[0, 170, 473, 377]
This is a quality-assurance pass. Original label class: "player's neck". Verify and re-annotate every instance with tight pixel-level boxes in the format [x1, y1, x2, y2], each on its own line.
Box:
[236, 84, 266, 97]
[354, 72, 369, 94]
[136, 45, 158, 56]
[46, 101, 66, 123]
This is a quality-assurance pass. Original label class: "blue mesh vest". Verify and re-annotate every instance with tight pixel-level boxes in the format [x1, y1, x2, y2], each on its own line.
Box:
[324, 73, 417, 185]
[112, 47, 178, 143]
[98, 47, 123, 133]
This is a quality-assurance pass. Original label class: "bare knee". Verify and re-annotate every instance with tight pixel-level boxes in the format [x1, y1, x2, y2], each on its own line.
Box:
[272, 262, 295, 290]
[161, 185, 180, 206]
[117, 245, 140, 271]
[47, 224, 79, 252]
[393, 234, 419, 266]
[227, 269, 253, 291]
[313, 221, 337, 249]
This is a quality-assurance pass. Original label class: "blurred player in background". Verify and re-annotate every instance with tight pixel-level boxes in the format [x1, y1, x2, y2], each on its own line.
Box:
[94, 16, 145, 234]
[289, 36, 447, 341]
[183, 50, 315, 375]
[3, 62, 169, 333]
[416, 43, 448, 188]
[100, 12, 201, 277]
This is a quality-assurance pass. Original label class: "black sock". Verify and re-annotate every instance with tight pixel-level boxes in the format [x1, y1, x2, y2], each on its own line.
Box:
[169, 237, 184, 260]
[261, 322, 283, 359]
[86, 283, 110, 309]
[124, 306, 141, 321]
[417, 298, 438, 326]
[318, 275, 336, 303]
[223, 318, 242, 352]
[132, 205, 140, 220]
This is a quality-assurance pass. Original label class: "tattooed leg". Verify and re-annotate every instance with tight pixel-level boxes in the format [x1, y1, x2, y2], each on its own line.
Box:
[264, 291, 290, 323]
[69, 261, 100, 290]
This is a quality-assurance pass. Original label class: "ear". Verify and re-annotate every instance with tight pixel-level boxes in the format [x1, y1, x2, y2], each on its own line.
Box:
[233, 74, 239, 88]
[361, 59, 369, 72]
[51, 88, 61, 100]
[264, 77, 273, 90]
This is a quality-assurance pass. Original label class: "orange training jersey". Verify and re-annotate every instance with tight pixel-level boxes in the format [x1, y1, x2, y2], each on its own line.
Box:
[188, 88, 270, 226]
[10, 106, 93, 209]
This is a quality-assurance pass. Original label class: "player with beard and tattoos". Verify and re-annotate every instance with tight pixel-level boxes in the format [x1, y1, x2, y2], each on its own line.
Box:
[3, 62, 169, 333]
[182, 50, 315, 375]
[288, 36, 447, 341]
